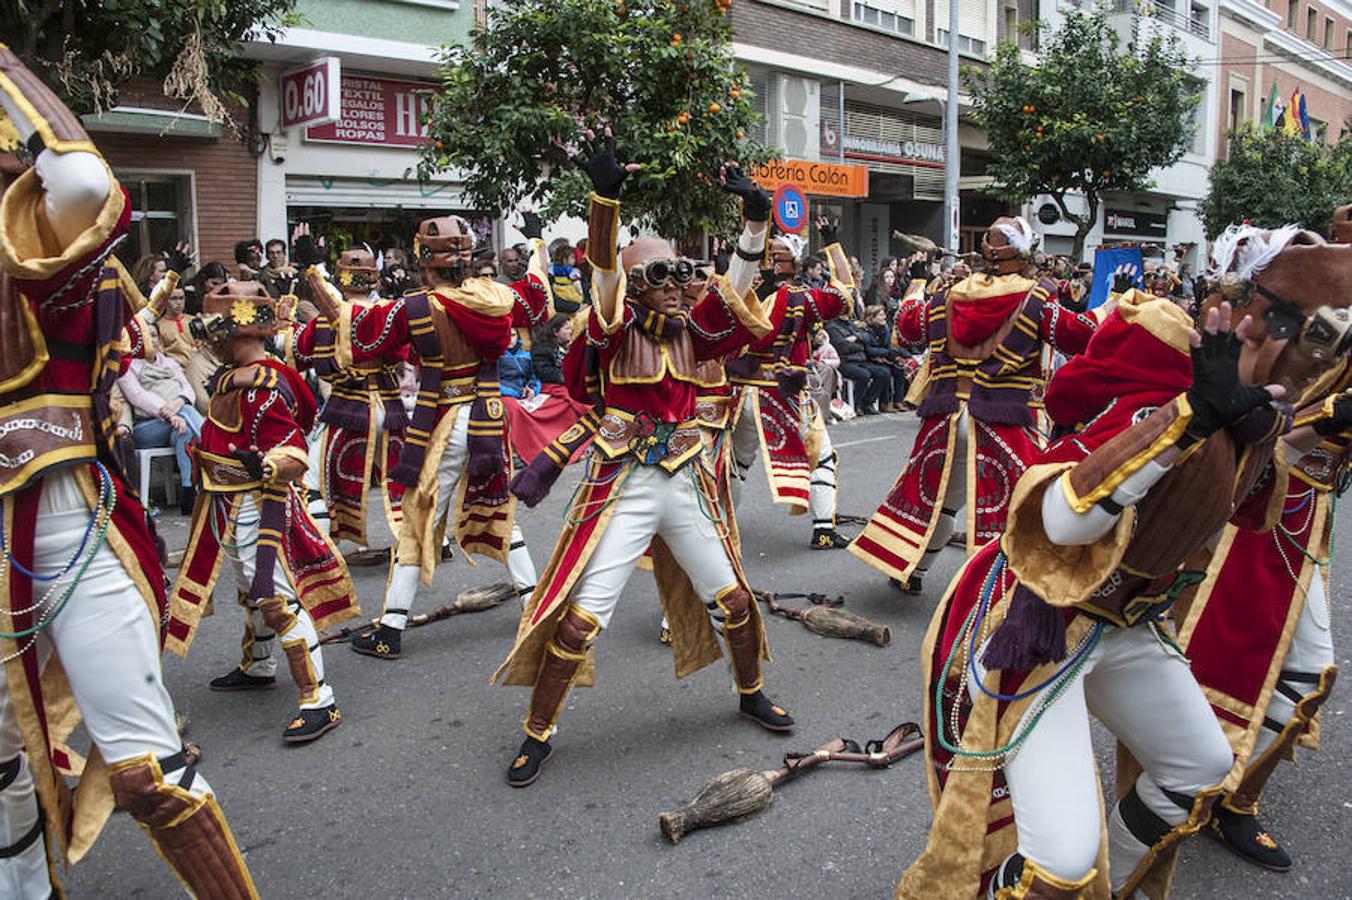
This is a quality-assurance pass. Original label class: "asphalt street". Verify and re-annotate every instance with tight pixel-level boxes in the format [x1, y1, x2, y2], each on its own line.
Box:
[64, 412, 1350, 899]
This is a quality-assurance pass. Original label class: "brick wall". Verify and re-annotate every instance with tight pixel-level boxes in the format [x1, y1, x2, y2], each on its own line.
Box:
[730, 1, 958, 87]
[97, 127, 258, 271]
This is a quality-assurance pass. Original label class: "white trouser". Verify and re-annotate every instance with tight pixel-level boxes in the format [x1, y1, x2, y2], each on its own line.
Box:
[229, 493, 334, 709]
[1252, 572, 1336, 760]
[572, 464, 739, 630]
[381, 407, 537, 629]
[971, 623, 1233, 889]
[0, 471, 210, 898]
[915, 410, 969, 575]
[730, 389, 838, 532]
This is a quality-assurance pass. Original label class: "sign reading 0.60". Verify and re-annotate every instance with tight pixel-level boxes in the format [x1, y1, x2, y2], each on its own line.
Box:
[280, 57, 342, 130]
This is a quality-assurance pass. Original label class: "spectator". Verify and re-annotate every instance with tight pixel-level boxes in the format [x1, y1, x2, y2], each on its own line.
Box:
[260, 238, 299, 298]
[549, 240, 584, 313]
[499, 336, 540, 399]
[473, 249, 498, 279]
[108, 381, 136, 475]
[154, 284, 196, 367]
[825, 314, 884, 415]
[382, 247, 419, 296]
[860, 304, 909, 412]
[130, 252, 167, 295]
[531, 313, 572, 385]
[497, 244, 527, 285]
[186, 261, 229, 315]
[234, 239, 263, 282]
[799, 254, 826, 289]
[810, 327, 842, 421]
[118, 328, 204, 514]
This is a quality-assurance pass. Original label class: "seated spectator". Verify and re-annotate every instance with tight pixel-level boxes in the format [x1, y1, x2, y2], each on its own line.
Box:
[860, 304, 910, 412]
[809, 327, 842, 421]
[118, 328, 204, 514]
[499, 336, 540, 399]
[155, 283, 197, 367]
[825, 314, 884, 415]
[185, 340, 225, 415]
[531, 314, 572, 385]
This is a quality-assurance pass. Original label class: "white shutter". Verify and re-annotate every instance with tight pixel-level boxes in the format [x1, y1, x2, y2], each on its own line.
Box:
[775, 75, 821, 161]
[935, 0, 990, 42]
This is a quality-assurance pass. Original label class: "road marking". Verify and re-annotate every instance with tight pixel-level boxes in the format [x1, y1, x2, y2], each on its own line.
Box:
[834, 433, 902, 449]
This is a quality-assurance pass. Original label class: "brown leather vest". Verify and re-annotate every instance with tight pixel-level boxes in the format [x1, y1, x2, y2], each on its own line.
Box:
[428, 300, 480, 369]
[609, 327, 700, 384]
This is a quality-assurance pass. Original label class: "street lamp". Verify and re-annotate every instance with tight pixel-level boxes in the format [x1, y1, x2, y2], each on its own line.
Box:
[902, 85, 960, 253]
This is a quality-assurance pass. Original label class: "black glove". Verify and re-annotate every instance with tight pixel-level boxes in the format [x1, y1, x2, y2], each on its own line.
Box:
[293, 235, 325, 267]
[756, 272, 779, 301]
[1179, 328, 1278, 447]
[164, 245, 191, 275]
[1313, 392, 1352, 437]
[232, 446, 266, 481]
[520, 211, 544, 241]
[817, 219, 839, 246]
[584, 139, 630, 200]
[722, 166, 771, 222]
[776, 367, 807, 397]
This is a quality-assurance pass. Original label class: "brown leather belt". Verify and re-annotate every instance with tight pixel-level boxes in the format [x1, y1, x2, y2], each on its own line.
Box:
[695, 395, 732, 429]
[0, 394, 98, 495]
[592, 409, 703, 471]
[441, 380, 477, 403]
[1075, 568, 1206, 628]
[195, 448, 264, 493]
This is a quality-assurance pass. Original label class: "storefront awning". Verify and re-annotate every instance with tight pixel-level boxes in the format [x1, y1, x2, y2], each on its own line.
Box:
[286, 176, 466, 210]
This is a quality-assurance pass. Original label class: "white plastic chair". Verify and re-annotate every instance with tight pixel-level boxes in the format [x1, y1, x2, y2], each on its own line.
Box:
[136, 447, 178, 506]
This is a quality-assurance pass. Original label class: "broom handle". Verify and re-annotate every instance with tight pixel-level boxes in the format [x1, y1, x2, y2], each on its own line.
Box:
[318, 603, 463, 644]
[764, 738, 848, 786]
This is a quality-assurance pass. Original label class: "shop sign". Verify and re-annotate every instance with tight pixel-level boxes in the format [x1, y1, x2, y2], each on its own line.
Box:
[842, 135, 945, 167]
[306, 75, 441, 148]
[280, 57, 341, 129]
[751, 158, 869, 198]
[1104, 207, 1168, 238]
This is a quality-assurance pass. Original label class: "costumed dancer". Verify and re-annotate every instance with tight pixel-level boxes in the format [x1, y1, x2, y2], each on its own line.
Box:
[849, 217, 1101, 594]
[494, 143, 791, 787]
[167, 281, 360, 743]
[0, 47, 256, 898]
[726, 217, 855, 550]
[897, 283, 1301, 898]
[1170, 215, 1352, 872]
[312, 213, 552, 659]
[283, 233, 409, 549]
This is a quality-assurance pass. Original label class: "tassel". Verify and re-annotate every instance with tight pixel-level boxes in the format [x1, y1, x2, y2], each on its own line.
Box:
[980, 584, 1067, 671]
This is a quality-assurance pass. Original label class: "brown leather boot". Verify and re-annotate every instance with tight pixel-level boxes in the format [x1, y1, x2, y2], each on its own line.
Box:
[509, 604, 600, 786]
[990, 854, 1095, 898]
[716, 586, 794, 732]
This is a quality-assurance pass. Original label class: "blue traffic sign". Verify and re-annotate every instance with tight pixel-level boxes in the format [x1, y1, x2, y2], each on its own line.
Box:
[772, 185, 808, 234]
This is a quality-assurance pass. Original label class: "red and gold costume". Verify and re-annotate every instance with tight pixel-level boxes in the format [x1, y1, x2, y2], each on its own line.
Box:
[0, 45, 255, 898]
[851, 220, 1101, 587]
[898, 292, 1288, 898]
[327, 219, 550, 655]
[282, 249, 409, 547]
[727, 244, 853, 547]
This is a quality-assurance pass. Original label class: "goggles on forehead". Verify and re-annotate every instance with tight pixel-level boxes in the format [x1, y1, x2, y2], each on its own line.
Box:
[628, 257, 696, 291]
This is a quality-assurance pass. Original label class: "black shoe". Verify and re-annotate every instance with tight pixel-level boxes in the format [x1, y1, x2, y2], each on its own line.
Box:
[283, 705, 342, 744]
[1209, 805, 1292, 872]
[208, 668, 276, 692]
[351, 624, 402, 660]
[890, 574, 923, 595]
[739, 690, 795, 733]
[811, 528, 851, 550]
[178, 485, 196, 516]
[507, 737, 553, 787]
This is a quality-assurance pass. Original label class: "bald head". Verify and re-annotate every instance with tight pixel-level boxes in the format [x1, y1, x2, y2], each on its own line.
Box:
[620, 237, 677, 272]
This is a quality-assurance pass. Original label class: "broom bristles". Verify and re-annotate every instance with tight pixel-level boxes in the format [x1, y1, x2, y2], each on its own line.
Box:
[658, 768, 775, 844]
[800, 606, 891, 646]
[452, 581, 518, 613]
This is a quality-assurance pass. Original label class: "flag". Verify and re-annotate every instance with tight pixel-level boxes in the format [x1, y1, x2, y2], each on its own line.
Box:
[1282, 89, 1302, 136]
[1265, 81, 1281, 131]
[1297, 90, 1310, 139]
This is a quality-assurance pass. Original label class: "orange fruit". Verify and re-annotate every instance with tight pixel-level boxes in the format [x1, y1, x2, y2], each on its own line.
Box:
[678, 111, 690, 124]
[708, 102, 721, 113]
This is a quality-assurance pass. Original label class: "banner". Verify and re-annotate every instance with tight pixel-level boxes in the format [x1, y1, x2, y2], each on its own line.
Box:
[306, 75, 440, 148]
[1089, 246, 1144, 310]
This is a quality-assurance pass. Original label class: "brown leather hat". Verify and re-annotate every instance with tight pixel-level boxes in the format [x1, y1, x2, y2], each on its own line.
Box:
[336, 247, 379, 293]
[1332, 204, 1352, 244]
[414, 216, 474, 270]
[202, 281, 279, 338]
[981, 216, 1035, 275]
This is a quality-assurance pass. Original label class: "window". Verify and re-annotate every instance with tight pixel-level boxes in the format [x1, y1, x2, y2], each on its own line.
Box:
[937, 28, 988, 54]
[116, 172, 196, 268]
[1229, 87, 1246, 133]
[853, 0, 916, 35]
[1306, 7, 1316, 38]
[1287, 0, 1298, 29]
[1323, 16, 1333, 47]
[1189, 1, 1210, 38]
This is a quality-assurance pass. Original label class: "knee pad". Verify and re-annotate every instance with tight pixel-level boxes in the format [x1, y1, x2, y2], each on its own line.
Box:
[110, 750, 205, 829]
[713, 585, 752, 627]
[257, 595, 298, 635]
[554, 605, 601, 655]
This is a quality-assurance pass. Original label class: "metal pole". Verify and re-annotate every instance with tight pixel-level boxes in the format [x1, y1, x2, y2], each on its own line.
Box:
[944, 0, 960, 252]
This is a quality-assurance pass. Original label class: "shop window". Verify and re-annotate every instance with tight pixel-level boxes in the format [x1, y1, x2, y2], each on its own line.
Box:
[117, 172, 195, 269]
[853, 0, 916, 35]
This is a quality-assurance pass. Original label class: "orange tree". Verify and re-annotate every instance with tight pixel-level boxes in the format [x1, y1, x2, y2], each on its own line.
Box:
[418, 0, 770, 238]
[966, 6, 1199, 260]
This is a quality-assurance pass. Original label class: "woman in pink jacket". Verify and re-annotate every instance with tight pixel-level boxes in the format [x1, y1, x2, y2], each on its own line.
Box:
[118, 328, 204, 513]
